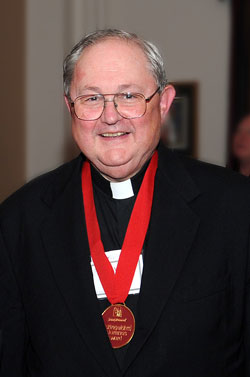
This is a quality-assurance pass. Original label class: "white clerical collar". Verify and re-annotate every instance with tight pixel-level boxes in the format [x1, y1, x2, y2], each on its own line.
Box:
[110, 179, 134, 199]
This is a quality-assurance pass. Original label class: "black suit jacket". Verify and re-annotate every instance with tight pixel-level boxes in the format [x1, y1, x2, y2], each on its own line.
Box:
[1, 145, 250, 377]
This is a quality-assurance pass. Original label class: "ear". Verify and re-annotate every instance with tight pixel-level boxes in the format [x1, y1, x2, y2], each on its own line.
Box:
[64, 95, 72, 113]
[159, 85, 176, 122]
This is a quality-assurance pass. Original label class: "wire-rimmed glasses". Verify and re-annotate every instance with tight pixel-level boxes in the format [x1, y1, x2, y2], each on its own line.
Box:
[70, 87, 160, 121]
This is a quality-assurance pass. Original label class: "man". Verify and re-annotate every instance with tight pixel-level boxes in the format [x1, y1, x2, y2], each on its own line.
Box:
[232, 114, 250, 176]
[0, 29, 250, 377]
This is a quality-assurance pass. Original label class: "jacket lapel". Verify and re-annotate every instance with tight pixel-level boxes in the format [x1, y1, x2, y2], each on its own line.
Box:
[123, 147, 200, 372]
[40, 156, 121, 377]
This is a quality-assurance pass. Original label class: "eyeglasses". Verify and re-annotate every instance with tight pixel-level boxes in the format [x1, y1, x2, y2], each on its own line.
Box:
[70, 87, 160, 121]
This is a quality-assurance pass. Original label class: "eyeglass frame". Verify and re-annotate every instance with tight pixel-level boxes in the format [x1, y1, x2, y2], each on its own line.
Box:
[69, 86, 161, 121]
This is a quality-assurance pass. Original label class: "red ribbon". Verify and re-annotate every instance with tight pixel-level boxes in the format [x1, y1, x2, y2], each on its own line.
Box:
[81, 151, 158, 304]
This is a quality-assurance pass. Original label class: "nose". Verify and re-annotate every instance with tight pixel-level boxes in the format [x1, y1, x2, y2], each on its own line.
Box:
[101, 99, 121, 125]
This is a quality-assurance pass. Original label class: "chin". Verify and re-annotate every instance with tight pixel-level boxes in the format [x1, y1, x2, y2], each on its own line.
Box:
[92, 146, 155, 181]
[96, 149, 133, 169]
[234, 151, 250, 161]
[94, 159, 139, 181]
[100, 147, 132, 164]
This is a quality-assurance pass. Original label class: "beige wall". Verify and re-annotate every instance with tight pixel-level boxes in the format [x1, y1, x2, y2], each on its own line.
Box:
[0, 0, 26, 202]
[25, 0, 68, 180]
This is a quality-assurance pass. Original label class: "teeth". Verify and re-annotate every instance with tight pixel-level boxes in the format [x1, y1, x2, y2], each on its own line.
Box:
[101, 132, 127, 137]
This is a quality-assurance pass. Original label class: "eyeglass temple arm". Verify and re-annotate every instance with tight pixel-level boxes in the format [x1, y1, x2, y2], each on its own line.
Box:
[145, 87, 160, 102]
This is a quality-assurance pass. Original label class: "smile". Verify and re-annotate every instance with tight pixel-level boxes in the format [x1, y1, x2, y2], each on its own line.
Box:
[100, 132, 129, 138]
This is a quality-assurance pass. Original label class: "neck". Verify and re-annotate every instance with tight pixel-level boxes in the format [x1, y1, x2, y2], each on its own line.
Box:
[239, 160, 250, 177]
[98, 168, 141, 183]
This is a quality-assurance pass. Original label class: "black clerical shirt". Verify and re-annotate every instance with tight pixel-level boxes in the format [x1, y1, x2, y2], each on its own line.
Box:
[90, 163, 148, 369]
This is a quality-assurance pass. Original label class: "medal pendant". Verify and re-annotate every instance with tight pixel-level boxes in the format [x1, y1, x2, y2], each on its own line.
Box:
[102, 304, 135, 349]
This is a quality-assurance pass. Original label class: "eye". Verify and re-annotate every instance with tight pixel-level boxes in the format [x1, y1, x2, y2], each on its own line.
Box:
[80, 94, 103, 106]
[86, 95, 99, 102]
[124, 93, 136, 100]
[118, 93, 139, 103]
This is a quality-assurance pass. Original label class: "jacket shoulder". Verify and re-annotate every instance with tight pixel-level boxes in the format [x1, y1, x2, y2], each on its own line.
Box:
[158, 144, 250, 209]
[179, 154, 249, 192]
[0, 155, 83, 218]
[158, 144, 250, 200]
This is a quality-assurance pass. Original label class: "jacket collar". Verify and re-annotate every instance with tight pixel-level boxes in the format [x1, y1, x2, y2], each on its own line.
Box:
[41, 144, 199, 207]
[157, 143, 200, 202]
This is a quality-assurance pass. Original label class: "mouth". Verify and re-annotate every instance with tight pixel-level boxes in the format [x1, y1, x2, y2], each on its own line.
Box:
[100, 132, 130, 138]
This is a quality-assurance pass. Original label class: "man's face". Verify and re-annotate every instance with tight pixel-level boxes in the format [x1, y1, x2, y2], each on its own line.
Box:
[66, 38, 175, 181]
[232, 116, 250, 163]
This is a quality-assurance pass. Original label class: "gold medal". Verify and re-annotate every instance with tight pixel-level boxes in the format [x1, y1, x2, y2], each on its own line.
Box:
[102, 304, 135, 348]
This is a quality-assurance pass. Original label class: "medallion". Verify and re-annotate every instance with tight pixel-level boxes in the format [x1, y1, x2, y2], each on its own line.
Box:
[102, 304, 135, 348]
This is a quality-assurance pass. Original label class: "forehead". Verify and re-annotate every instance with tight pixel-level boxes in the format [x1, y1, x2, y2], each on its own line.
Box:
[71, 38, 156, 93]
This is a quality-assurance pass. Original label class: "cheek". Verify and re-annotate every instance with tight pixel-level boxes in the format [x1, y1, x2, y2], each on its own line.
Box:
[134, 108, 161, 144]
[71, 119, 95, 151]
[234, 133, 250, 147]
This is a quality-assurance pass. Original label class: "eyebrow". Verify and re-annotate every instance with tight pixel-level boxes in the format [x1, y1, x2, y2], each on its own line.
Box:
[78, 86, 101, 93]
[78, 84, 144, 94]
[117, 84, 144, 92]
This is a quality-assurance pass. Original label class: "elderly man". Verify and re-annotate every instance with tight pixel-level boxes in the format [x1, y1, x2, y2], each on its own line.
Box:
[0, 29, 250, 377]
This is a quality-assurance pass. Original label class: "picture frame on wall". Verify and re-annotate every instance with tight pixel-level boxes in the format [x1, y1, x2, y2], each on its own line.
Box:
[161, 81, 198, 158]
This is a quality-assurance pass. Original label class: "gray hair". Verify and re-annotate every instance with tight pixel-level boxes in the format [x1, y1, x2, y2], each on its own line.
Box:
[63, 29, 167, 100]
